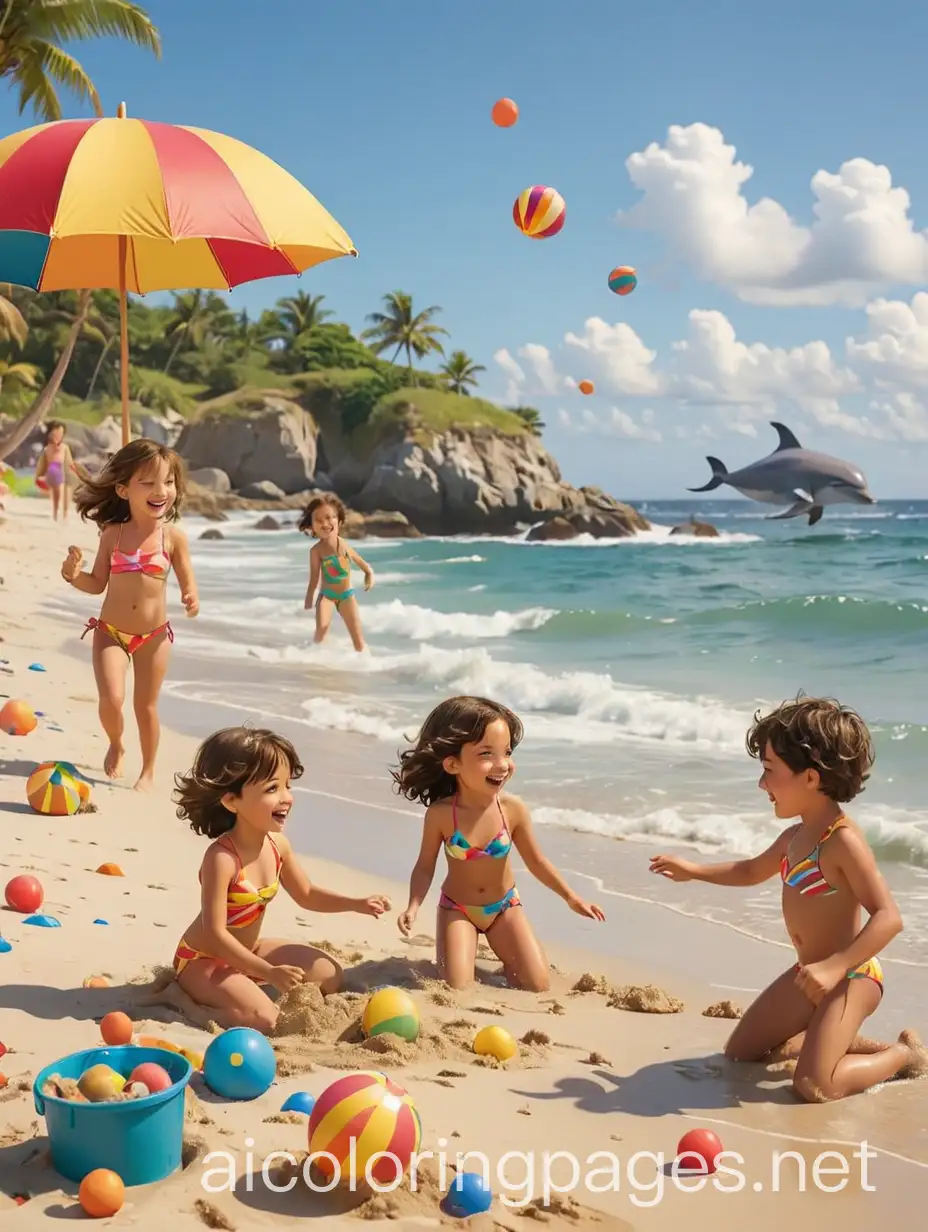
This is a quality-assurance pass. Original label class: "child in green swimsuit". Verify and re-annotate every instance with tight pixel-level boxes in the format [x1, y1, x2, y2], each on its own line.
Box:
[299, 494, 374, 652]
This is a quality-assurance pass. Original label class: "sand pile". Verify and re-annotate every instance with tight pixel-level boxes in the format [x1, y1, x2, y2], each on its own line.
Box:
[607, 984, 683, 1014]
[703, 999, 742, 1019]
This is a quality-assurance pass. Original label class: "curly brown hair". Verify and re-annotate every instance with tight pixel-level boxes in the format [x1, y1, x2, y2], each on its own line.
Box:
[74, 438, 187, 525]
[392, 696, 524, 806]
[298, 493, 347, 536]
[173, 726, 304, 838]
[746, 694, 874, 803]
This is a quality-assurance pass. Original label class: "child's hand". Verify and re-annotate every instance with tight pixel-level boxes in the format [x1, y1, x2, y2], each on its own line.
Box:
[397, 907, 417, 936]
[567, 893, 605, 921]
[794, 957, 845, 1006]
[364, 572, 375, 592]
[268, 964, 305, 994]
[304, 593, 314, 610]
[182, 591, 199, 618]
[649, 854, 695, 882]
[61, 546, 83, 582]
[355, 894, 391, 917]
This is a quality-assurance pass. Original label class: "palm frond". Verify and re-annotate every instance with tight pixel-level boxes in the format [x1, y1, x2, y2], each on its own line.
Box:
[31, 0, 161, 56]
[16, 40, 99, 118]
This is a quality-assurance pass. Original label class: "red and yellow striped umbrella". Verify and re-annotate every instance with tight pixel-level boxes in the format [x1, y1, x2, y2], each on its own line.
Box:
[0, 104, 357, 443]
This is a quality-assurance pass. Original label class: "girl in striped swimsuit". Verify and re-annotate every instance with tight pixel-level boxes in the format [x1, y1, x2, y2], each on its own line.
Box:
[651, 695, 928, 1102]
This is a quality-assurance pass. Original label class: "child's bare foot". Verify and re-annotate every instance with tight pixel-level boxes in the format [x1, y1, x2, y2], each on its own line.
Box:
[133, 770, 155, 793]
[103, 742, 124, 779]
[896, 1029, 928, 1079]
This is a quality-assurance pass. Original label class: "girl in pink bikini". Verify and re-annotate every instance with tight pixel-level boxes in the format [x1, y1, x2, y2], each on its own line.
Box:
[35, 421, 76, 522]
[394, 696, 605, 991]
[59, 439, 199, 791]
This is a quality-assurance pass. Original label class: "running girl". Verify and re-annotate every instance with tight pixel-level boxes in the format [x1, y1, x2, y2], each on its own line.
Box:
[394, 696, 605, 991]
[35, 421, 76, 521]
[60, 438, 199, 791]
[172, 726, 391, 1033]
[299, 495, 374, 652]
[650, 695, 927, 1102]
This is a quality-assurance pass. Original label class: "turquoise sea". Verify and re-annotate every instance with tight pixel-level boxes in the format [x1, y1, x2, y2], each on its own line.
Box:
[48, 497, 928, 971]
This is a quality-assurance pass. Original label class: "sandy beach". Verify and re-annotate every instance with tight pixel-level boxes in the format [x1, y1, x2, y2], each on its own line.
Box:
[2, 499, 927, 1230]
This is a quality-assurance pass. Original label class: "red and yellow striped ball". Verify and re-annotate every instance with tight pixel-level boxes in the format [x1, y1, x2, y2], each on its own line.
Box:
[307, 1070, 422, 1186]
[512, 186, 566, 239]
[27, 760, 91, 816]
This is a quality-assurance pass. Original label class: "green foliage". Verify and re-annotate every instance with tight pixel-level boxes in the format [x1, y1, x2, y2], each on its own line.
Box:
[128, 366, 204, 413]
[365, 387, 528, 448]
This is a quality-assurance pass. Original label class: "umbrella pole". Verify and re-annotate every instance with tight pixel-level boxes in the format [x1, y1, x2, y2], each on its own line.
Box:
[118, 235, 129, 447]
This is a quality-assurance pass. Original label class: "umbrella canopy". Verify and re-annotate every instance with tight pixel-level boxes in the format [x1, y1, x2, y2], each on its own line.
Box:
[0, 107, 357, 443]
[0, 115, 357, 290]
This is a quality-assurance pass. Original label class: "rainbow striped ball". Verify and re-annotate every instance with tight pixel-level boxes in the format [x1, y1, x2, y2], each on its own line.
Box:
[513, 186, 566, 239]
[27, 760, 91, 816]
[308, 1070, 422, 1186]
[608, 266, 637, 295]
[362, 987, 420, 1043]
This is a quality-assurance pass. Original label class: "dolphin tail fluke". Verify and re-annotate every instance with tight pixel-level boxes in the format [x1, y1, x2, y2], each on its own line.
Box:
[687, 456, 728, 493]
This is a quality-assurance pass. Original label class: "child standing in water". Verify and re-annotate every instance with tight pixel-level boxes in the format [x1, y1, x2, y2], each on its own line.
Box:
[35, 421, 76, 522]
[172, 726, 391, 1033]
[394, 696, 605, 991]
[299, 494, 374, 651]
[59, 439, 199, 791]
[650, 695, 927, 1102]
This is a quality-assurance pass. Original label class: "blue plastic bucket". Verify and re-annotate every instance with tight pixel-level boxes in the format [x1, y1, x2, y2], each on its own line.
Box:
[33, 1045, 193, 1185]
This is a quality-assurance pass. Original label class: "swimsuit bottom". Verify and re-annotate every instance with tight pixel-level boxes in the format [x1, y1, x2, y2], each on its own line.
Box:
[320, 587, 354, 605]
[795, 956, 884, 998]
[82, 616, 174, 659]
[439, 885, 521, 933]
[172, 937, 266, 983]
[45, 462, 64, 488]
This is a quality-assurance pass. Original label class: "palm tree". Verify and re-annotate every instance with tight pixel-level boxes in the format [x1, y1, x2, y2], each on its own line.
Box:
[439, 350, 485, 396]
[361, 291, 448, 382]
[0, 0, 161, 121]
[513, 405, 545, 435]
[271, 291, 332, 347]
[0, 358, 40, 397]
[0, 284, 28, 348]
[163, 291, 235, 374]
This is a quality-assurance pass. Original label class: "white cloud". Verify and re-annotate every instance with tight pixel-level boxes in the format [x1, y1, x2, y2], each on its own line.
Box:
[493, 344, 565, 403]
[563, 318, 663, 394]
[493, 348, 525, 405]
[619, 123, 928, 306]
[845, 292, 928, 389]
[560, 406, 661, 442]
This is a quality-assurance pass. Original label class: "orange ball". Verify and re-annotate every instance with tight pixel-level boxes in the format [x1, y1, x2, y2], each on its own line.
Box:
[491, 97, 518, 127]
[0, 699, 36, 736]
[100, 1011, 133, 1046]
[578, 380, 595, 395]
[79, 1168, 125, 1218]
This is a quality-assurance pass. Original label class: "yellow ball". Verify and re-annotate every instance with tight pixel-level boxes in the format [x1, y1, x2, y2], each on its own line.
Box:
[78, 1064, 126, 1102]
[473, 1025, 517, 1062]
[361, 986, 420, 1042]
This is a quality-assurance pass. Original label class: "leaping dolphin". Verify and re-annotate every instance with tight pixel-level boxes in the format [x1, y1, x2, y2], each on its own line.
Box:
[687, 422, 876, 526]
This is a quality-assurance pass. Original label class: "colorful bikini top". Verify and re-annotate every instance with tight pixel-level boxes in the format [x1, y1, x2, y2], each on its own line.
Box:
[110, 523, 171, 580]
[321, 538, 350, 585]
[444, 795, 512, 861]
[780, 817, 847, 897]
[201, 834, 283, 928]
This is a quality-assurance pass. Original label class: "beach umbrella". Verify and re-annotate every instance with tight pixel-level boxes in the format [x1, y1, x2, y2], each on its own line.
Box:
[0, 103, 357, 446]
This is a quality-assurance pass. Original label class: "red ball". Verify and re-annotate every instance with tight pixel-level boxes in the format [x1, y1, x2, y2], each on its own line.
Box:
[491, 97, 518, 127]
[128, 1062, 172, 1093]
[5, 874, 43, 914]
[677, 1128, 724, 1173]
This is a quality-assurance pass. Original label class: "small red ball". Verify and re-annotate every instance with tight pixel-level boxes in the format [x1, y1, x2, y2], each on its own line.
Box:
[4, 874, 43, 914]
[676, 1128, 724, 1173]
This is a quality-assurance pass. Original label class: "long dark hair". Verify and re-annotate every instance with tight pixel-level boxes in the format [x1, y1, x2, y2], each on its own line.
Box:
[74, 438, 187, 526]
[392, 696, 523, 806]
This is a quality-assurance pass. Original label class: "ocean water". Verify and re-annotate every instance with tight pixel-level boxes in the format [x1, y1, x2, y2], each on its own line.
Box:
[48, 498, 928, 969]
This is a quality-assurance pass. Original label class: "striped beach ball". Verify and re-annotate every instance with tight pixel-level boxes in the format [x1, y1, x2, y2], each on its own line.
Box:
[608, 266, 637, 295]
[512, 186, 566, 239]
[308, 1071, 422, 1186]
[26, 760, 90, 815]
[362, 987, 420, 1043]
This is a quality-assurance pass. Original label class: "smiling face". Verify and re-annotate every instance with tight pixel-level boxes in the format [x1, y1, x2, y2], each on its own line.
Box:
[442, 717, 515, 801]
[117, 456, 177, 521]
[311, 502, 341, 540]
[222, 754, 293, 834]
[758, 742, 821, 818]
[47, 425, 64, 446]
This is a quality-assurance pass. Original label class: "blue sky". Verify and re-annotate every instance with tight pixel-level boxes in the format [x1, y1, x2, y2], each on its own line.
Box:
[3, 0, 928, 496]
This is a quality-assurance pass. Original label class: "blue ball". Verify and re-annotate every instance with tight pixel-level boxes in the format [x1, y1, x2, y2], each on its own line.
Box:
[442, 1171, 493, 1218]
[281, 1090, 316, 1115]
[203, 1027, 277, 1100]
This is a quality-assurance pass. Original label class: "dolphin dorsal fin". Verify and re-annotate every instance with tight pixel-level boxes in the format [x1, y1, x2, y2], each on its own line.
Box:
[771, 422, 802, 451]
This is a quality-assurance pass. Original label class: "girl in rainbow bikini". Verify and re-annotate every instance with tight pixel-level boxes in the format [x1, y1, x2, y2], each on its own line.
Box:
[394, 696, 605, 991]
[299, 494, 374, 652]
[60, 439, 199, 791]
[651, 695, 928, 1103]
[172, 726, 390, 1033]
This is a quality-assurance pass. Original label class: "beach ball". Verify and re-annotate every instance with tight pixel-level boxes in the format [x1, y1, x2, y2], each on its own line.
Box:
[677, 1128, 724, 1174]
[79, 1168, 125, 1217]
[513, 186, 566, 239]
[608, 266, 637, 295]
[443, 1171, 494, 1218]
[26, 760, 89, 816]
[203, 1027, 276, 1100]
[473, 1025, 517, 1062]
[578, 380, 595, 396]
[5, 874, 43, 913]
[491, 97, 519, 127]
[362, 986, 420, 1042]
[308, 1070, 421, 1187]
[0, 699, 36, 736]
